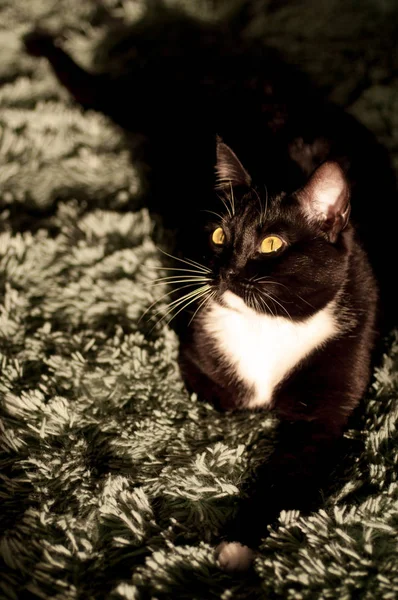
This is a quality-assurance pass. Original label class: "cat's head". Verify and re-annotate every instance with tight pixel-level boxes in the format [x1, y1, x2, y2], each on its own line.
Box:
[197, 138, 352, 320]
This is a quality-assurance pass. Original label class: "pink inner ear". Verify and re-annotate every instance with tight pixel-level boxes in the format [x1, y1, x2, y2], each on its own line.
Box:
[310, 162, 348, 217]
[297, 161, 350, 242]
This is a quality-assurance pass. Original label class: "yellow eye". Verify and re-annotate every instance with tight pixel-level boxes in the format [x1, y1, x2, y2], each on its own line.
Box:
[260, 235, 284, 254]
[212, 227, 225, 245]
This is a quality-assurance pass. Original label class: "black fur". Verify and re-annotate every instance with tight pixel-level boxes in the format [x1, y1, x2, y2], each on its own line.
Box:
[23, 5, 396, 330]
[24, 1, 396, 563]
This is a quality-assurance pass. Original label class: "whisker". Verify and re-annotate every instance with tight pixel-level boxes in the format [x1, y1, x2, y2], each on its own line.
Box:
[180, 257, 212, 273]
[201, 209, 225, 222]
[243, 287, 249, 309]
[293, 293, 315, 309]
[147, 265, 210, 275]
[229, 181, 235, 216]
[252, 187, 264, 224]
[252, 292, 260, 313]
[257, 291, 276, 317]
[252, 277, 289, 291]
[161, 284, 210, 313]
[157, 247, 211, 274]
[166, 287, 212, 327]
[262, 290, 293, 321]
[251, 275, 271, 283]
[149, 274, 210, 281]
[148, 280, 210, 287]
[147, 276, 211, 286]
[155, 286, 211, 329]
[253, 276, 314, 309]
[188, 289, 216, 325]
[263, 183, 269, 224]
[217, 192, 232, 219]
[139, 282, 208, 322]
[152, 284, 210, 322]
[259, 297, 269, 315]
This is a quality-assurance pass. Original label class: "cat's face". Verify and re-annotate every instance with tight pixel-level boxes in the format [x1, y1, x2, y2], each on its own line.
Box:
[197, 140, 352, 321]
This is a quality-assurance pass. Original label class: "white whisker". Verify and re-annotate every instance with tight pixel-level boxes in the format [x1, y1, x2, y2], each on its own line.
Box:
[147, 265, 210, 275]
[257, 290, 276, 317]
[157, 286, 211, 328]
[293, 293, 315, 309]
[263, 183, 269, 224]
[262, 290, 293, 321]
[160, 284, 210, 312]
[253, 276, 314, 309]
[229, 181, 235, 216]
[157, 248, 211, 274]
[147, 276, 211, 286]
[188, 289, 216, 326]
[252, 277, 289, 291]
[201, 209, 225, 222]
[139, 281, 209, 323]
[252, 187, 264, 224]
[217, 192, 233, 219]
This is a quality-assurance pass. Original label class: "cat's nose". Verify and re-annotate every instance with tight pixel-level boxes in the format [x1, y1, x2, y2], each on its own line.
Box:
[223, 267, 237, 280]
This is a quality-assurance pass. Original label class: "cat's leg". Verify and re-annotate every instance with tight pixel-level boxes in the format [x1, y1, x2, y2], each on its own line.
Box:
[216, 418, 344, 571]
[179, 343, 251, 411]
[215, 325, 374, 571]
[23, 30, 107, 111]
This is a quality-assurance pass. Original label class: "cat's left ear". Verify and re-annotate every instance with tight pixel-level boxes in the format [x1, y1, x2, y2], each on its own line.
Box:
[296, 161, 351, 243]
[215, 136, 252, 189]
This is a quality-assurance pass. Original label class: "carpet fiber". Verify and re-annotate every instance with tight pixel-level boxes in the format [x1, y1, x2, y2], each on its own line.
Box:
[0, 1, 397, 598]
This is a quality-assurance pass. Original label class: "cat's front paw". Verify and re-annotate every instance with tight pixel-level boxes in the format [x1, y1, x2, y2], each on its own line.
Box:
[215, 541, 255, 572]
[23, 29, 57, 57]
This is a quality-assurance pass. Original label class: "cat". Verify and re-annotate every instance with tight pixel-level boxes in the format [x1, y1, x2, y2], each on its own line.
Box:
[179, 139, 377, 569]
[23, 0, 396, 571]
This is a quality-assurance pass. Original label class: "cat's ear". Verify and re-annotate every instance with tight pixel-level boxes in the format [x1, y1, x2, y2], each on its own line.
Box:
[215, 136, 252, 189]
[296, 161, 351, 243]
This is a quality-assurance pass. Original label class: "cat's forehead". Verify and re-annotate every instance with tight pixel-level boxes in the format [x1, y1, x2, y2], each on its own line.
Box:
[215, 187, 289, 227]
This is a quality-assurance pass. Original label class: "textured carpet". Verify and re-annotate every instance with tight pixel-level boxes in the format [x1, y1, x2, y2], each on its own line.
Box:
[0, 1, 397, 598]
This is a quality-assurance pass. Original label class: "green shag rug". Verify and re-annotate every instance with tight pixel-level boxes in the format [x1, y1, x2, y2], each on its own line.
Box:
[1, 1, 398, 598]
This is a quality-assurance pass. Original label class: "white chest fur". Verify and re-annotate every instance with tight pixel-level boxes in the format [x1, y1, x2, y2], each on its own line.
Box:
[204, 291, 338, 408]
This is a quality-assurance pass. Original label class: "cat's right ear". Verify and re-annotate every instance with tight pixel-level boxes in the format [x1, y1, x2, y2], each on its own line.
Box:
[215, 136, 252, 189]
[296, 161, 351, 243]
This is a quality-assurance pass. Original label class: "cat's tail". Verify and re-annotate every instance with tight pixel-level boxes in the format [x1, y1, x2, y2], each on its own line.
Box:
[23, 29, 107, 112]
[221, 0, 263, 33]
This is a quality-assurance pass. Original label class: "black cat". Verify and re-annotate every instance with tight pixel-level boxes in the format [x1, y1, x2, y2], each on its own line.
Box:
[179, 139, 377, 568]
[23, 0, 396, 570]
